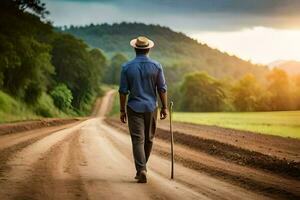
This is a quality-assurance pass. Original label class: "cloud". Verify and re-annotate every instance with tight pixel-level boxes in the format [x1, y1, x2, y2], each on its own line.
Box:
[48, 0, 300, 16]
[190, 27, 300, 64]
[44, 0, 300, 31]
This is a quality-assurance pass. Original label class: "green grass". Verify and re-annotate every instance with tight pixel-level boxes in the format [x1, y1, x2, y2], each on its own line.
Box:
[0, 91, 40, 123]
[0, 85, 114, 123]
[33, 93, 68, 118]
[109, 90, 120, 117]
[108, 92, 300, 139]
[173, 111, 300, 139]
[0, 91, 69, 124]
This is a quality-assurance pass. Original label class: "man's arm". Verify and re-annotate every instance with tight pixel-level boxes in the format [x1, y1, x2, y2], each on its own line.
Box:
[119, 93, 127, 123]
[157, 64, 168, 120]
[159, 91, 168, 120]
[119, 66, 129, 123]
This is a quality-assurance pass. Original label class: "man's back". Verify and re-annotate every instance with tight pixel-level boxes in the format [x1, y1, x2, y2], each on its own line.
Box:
[119, 54, 167, 113]
[118, 36, 168, 183]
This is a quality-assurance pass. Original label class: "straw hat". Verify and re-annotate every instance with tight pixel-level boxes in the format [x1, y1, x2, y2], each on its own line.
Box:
[130, 36, 154, 49]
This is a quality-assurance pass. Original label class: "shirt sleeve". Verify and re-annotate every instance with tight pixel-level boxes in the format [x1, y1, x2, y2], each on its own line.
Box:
[157, 64, 167, 93]
[118, 66, 129, 95]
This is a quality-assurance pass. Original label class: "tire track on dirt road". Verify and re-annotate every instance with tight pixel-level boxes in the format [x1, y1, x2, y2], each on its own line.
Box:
[13, 130, 88, 200]
[105, 118, 300, 180]
[0, 120, 90, 200]
[0, 121, 82, 178]
[104, 115, 300, 200]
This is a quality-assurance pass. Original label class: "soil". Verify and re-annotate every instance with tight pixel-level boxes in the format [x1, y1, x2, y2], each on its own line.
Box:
[0, 90, 299, 200]
[0, 118, 83, 136]
[104, 116, 300, 200]
[158, 121, 300, 163]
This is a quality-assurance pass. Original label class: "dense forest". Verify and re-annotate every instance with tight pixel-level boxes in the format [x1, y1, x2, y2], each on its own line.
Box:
[61, 23, 268, 81]
[0, 0, 107, 122]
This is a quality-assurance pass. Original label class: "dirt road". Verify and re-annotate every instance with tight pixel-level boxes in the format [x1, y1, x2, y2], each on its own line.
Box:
[0, 90, 297, 200]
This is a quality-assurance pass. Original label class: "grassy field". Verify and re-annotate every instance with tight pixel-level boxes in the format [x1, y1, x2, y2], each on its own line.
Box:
[173, 111, 300, 139]
[108, 93, 300, 139]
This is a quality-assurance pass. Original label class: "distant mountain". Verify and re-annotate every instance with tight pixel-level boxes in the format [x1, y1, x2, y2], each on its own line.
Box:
[59, 22, 268, 81]
[268, 60, 287, 68]
[268, 60, 300, 75]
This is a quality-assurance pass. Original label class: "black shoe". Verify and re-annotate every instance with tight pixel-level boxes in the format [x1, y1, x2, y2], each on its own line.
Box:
[134, 172, 140, 180]
[137, 170, 147, 183]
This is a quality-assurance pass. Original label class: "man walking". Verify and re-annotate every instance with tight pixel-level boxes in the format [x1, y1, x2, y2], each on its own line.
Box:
[118, 36, 168, 183]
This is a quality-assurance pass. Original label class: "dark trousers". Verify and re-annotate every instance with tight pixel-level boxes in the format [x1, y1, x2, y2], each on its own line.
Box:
[127, 106, 157, 172]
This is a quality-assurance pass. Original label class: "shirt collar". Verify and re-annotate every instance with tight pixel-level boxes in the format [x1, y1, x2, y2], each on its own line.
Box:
[135, 54, 149, 59]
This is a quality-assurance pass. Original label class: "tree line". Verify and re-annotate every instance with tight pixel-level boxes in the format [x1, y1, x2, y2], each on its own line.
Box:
[176, 69, 300, 112]
[95, 51, 300, 113]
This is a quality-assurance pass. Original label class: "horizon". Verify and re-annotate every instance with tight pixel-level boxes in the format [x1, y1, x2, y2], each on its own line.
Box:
[44, 0, 300, 65]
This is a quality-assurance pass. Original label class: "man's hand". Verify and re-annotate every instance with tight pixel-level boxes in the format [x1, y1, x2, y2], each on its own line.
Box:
[160, 108, 168, 120]
[158, 91, 168, 120]
[120, 111, 127, 123]
[119, 93, 127, 123]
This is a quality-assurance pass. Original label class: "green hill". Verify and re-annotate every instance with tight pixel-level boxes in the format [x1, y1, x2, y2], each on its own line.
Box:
[0, 0, 107, 121]
[60, 22, 268, 81]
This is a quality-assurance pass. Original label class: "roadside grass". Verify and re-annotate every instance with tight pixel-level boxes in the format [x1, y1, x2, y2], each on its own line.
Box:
[0, 91, 71, 124]
[0, 91, 40, 123]
[33, 93, 68, 118]
[109, 89, 120, 117]
[173, 111, 300, 139]
[0, 85, 112, 124]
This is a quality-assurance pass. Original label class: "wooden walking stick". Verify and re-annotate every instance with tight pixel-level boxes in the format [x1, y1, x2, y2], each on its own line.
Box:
[169, 101, 174, 179]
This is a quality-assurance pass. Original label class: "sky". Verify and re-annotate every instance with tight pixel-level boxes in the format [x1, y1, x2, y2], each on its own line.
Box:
[43, 0, 300, 64]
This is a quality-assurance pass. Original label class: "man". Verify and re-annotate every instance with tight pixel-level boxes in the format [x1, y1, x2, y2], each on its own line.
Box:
[118, 36, 168, 183]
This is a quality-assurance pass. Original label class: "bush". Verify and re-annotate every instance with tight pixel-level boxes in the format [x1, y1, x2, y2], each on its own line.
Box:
[0, 90, 17, 113]
[50, 84, 73, 111]
[34, 93, 66, 117]
[180, 72, 226, 112]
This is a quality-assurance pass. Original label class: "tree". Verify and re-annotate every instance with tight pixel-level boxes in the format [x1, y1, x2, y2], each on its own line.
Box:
[13, 0, 49, 17]
[0, 0, 107, 116]
[106, 53, 128, 85]
[0, 34, 20, 89]
[292, 75, 300, 109]
[51, 33, 105, 113]
[51, 34, 91, 111]
[50, 83, 73, 111]
[89, 48, 107, 88]
[231, 74, 266, 111]
[180, 72, 226, 112]
[2, 36, 54, 102]
[267, 68, 292, 111]
[0, 0, 54, 103]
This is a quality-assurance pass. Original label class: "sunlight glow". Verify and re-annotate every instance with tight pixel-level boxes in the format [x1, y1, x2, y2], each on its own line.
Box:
[189, 27, 300, 64]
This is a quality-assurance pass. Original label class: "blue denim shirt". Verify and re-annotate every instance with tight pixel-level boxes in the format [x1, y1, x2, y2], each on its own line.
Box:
[118, 55, 167, 113]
